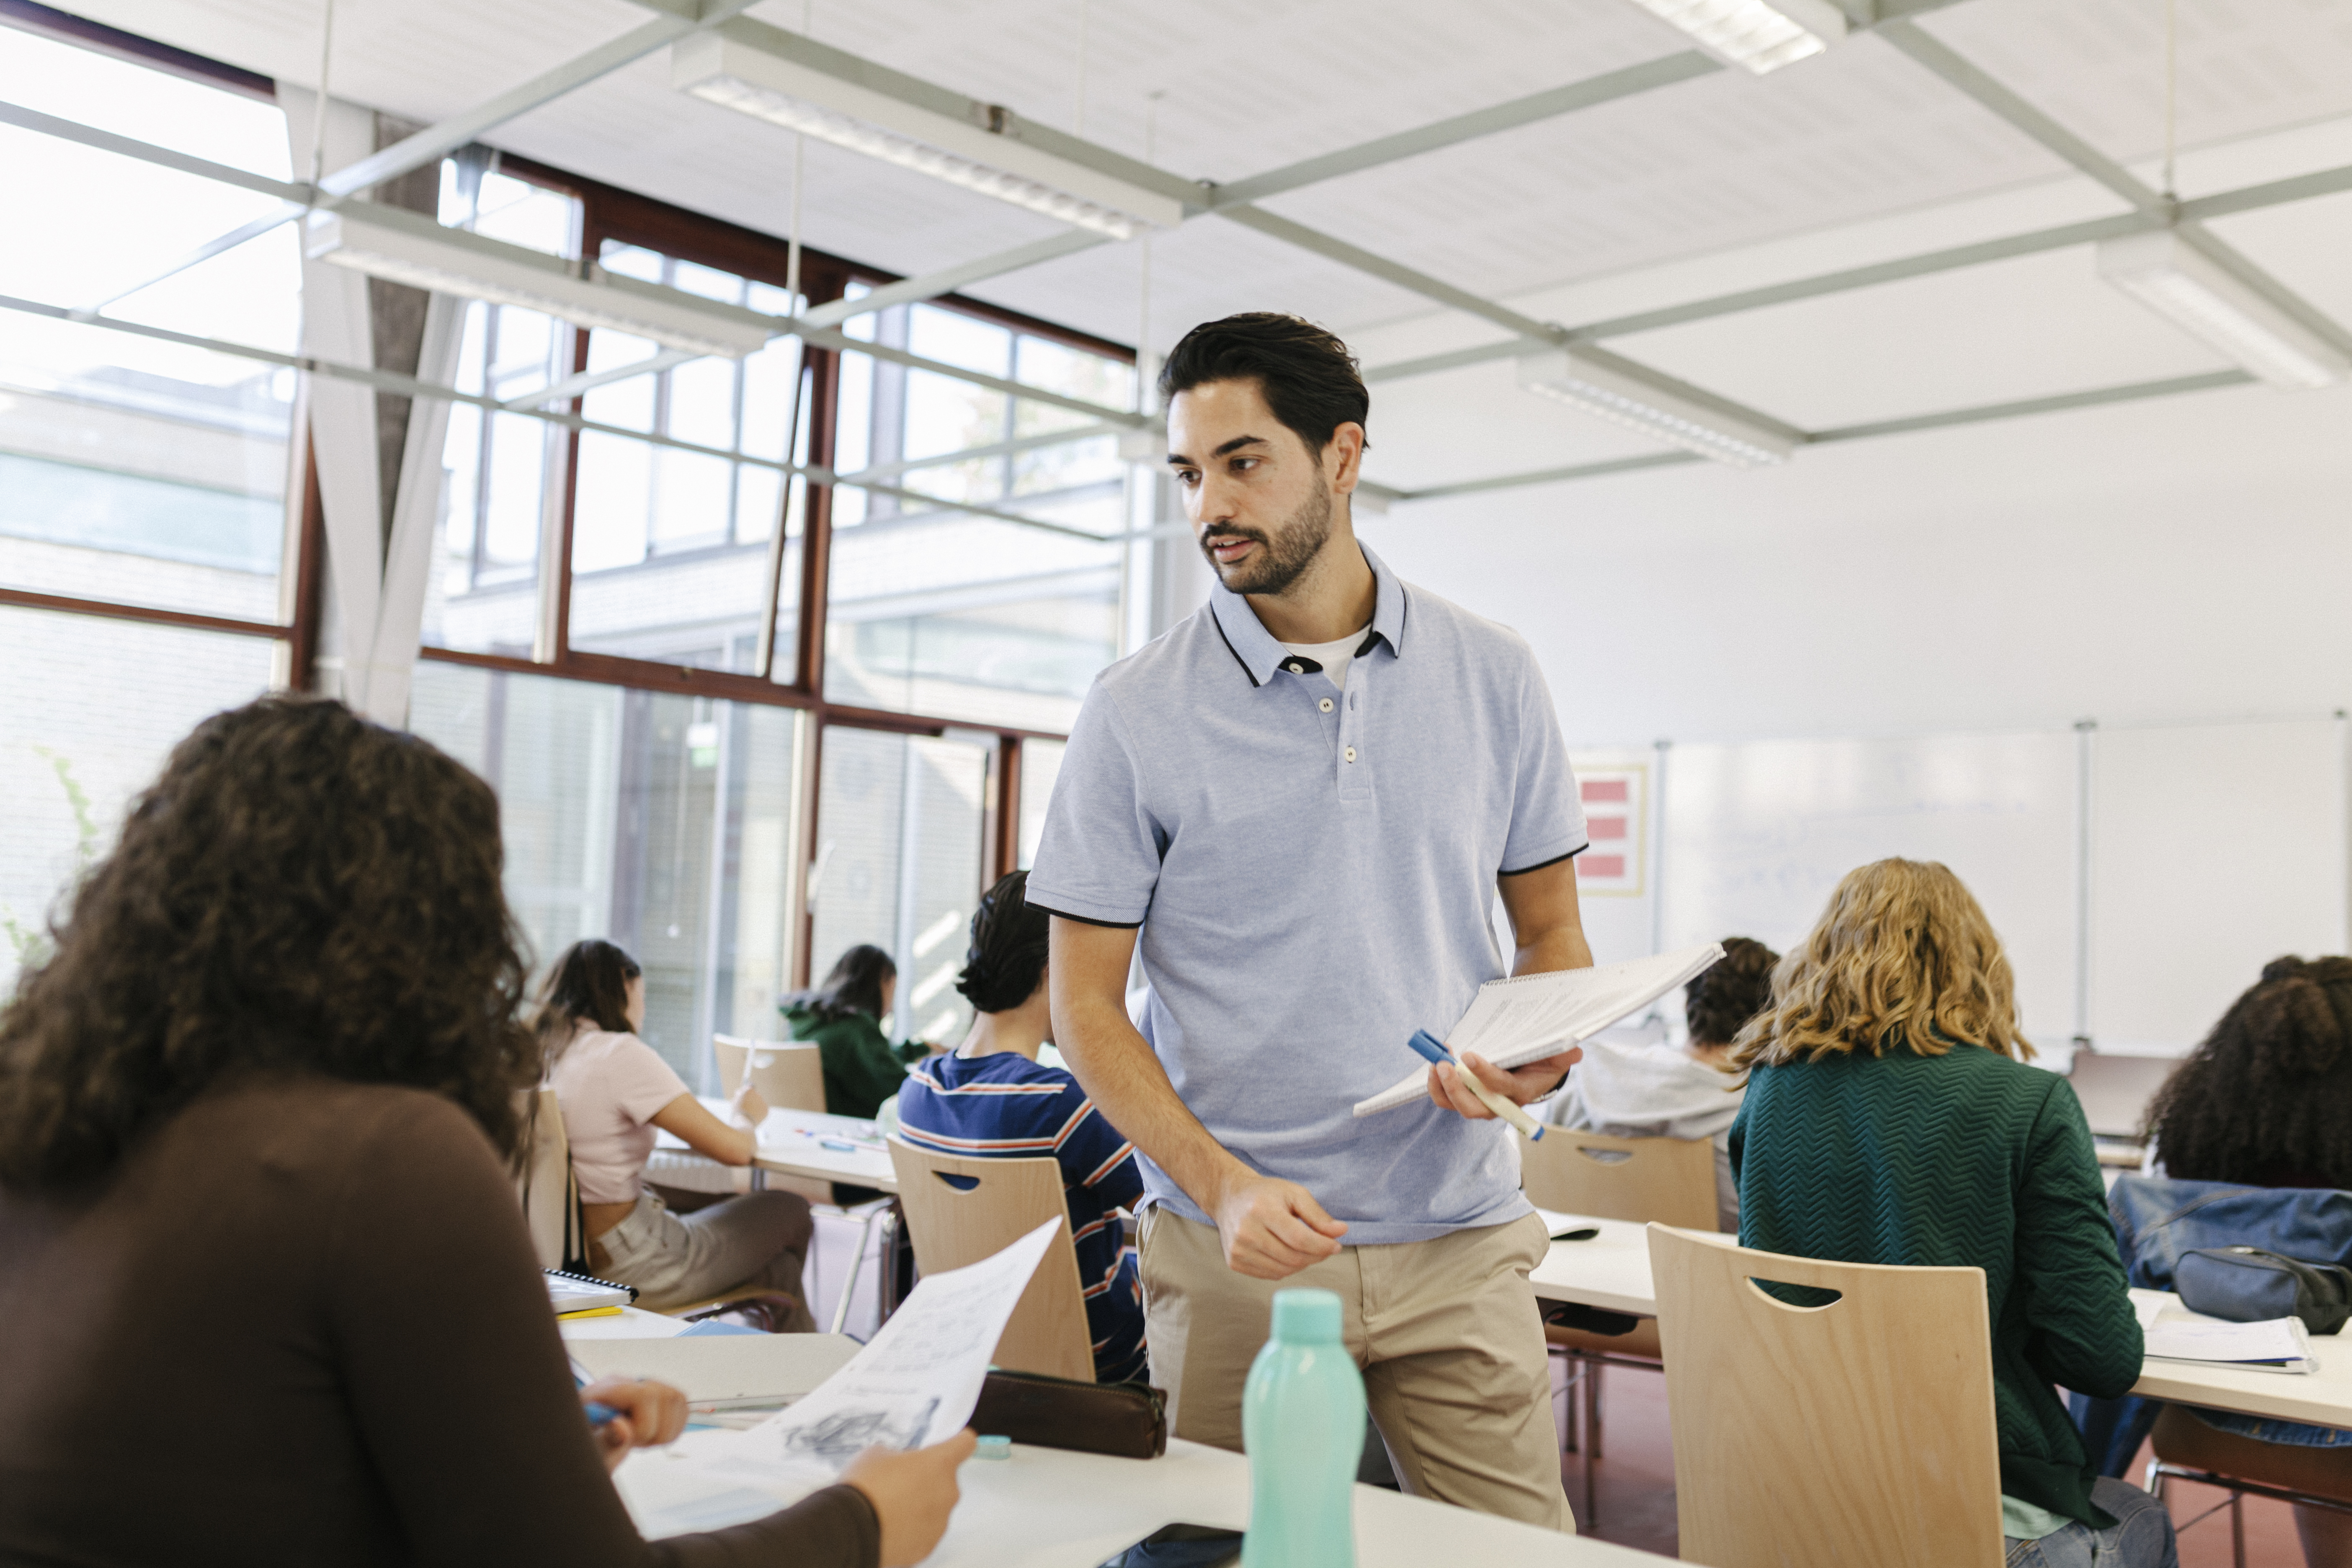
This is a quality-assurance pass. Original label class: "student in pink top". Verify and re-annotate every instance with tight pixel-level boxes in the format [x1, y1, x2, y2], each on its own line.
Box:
[539, 940, 815, 1324]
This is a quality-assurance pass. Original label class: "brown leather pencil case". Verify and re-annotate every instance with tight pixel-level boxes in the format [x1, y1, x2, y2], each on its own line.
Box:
[967, 1369, 1168, 1459]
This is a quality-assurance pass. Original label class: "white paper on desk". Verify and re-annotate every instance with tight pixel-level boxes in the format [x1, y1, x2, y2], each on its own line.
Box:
[703, 1216, 1064, 1478]
[1353, 944, 1726, 1118]
[2143, 1315, 2315, 1372]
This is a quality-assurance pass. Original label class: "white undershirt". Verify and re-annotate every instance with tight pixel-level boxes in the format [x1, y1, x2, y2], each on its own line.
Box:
[1278, 624, 1372, 694]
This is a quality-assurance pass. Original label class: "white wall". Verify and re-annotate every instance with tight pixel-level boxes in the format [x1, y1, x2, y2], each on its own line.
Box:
[1364, 377, 2352, 748]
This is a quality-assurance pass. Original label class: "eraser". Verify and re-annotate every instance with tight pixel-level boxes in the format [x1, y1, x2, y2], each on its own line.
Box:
[974, 1434, 1012, 1460]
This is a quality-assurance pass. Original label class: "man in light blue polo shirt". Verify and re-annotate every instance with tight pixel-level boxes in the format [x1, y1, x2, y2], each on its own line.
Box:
[1029, 313, 1593, 1530]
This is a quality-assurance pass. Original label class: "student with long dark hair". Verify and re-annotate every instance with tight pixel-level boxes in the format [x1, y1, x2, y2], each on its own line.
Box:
[538, 938, 815, 1322]
[894, 872, 1148, 1382]
[783, 943, 932, 1119]
[0, 696, 971, 1566]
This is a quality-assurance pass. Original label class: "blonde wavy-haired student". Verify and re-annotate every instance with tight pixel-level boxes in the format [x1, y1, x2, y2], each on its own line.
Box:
[1727, 859, 2177, 1568]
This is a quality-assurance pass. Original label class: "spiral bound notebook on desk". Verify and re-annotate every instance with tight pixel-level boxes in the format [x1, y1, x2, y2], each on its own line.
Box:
[547, 1268, 637, 1314]
[1352, 943, 1727, 1118]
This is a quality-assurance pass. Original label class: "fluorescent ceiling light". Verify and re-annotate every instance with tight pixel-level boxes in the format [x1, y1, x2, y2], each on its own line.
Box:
[1623, 0, 1848, 75]
[672, 28, 1184, 241]
[2097, 228, 2349, 391]
[1519, 348, 1797, 468]
[304, 202, 775, 359]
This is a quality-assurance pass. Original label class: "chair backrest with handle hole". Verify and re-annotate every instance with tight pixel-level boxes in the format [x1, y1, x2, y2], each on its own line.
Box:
[886, 1135, 1094, 1382]
[1522, 1128, 1718, 1231]
[714, 1033, 826, 1113]
[516, 1085, 578, 1271]
[1647, 1223, 2003, 1568]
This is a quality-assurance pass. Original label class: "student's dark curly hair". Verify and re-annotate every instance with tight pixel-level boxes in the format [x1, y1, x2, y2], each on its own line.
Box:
[955, 871, 1050, 1015]
[1685, 936, 1779, 1047]
[0, 696, 537, 1191]
[2144, 955, 2352, 1189]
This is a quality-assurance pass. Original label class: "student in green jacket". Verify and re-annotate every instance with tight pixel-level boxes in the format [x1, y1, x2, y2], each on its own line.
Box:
[782, 944, 933, 1121]
[1727, 858, 2177, 1568]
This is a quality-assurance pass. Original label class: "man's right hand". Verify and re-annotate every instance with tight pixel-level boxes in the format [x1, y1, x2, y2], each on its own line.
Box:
[1210, 1171, 1349, 1279]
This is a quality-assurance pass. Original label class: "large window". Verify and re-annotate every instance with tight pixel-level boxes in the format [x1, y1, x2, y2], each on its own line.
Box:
[0, 26, 298, 624]
[1, 16, 1142, 1063]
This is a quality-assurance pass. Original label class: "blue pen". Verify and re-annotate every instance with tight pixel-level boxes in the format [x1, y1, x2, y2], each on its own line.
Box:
[571, 1356, 622, 1429]
[1407, 1029, 1546, 1141]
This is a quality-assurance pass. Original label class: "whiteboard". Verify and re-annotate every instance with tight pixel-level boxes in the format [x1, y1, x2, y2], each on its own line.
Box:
[1658, 730, 2079, 1046]
[2089, 718, 2347, 1053]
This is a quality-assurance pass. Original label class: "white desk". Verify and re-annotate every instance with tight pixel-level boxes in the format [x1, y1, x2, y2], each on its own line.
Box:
[2128, 1289, 2352, 1428]
[619, 1436, 1666, 1565]
[1527, 1216, 2352, 1430]
[1529, 1212, 1656, 1318]
[651, 1104, 900, 1195]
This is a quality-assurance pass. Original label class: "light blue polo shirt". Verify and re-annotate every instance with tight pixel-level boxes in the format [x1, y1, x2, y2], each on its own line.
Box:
[1026, 546, 1587, 1245]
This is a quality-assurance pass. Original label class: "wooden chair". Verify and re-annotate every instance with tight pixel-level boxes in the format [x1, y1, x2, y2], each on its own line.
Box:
[2146, 1402, 2352, 1568]
[1648, 1222, 2004, 1568]
[714, 1033, 827, 1112]
[1522, 1129, 1718, 1522]
[515, 1085, 581, 1271]
[886, 1135, 1094, 1382]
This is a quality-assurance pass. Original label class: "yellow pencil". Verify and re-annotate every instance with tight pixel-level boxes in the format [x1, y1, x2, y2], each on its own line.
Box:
[557, 1305, 624, 1320]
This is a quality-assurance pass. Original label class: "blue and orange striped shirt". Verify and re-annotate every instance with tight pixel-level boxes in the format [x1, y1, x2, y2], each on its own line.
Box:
[896, 1051, 1148, 1384]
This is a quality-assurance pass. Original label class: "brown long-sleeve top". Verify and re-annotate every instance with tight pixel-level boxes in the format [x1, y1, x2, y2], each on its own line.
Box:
[0, 1077, 878, 1567]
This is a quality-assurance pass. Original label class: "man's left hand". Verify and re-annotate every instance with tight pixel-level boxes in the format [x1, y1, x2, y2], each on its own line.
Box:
[1426, 1047, 1580, 1121]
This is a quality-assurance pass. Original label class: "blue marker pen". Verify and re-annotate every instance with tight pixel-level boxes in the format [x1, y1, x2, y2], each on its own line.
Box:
[1406, 1029, 1546, 1141]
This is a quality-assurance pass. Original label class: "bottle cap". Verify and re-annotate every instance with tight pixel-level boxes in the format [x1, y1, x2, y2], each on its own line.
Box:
[973, 1434, 1012, 1460]
[1269, 1287, 1343, 1344]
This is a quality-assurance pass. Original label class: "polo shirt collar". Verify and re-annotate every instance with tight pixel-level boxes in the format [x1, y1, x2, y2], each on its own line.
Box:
[1207, 543, 1409, 689]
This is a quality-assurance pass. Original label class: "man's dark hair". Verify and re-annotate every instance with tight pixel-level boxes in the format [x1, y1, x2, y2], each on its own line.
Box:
[534, 938, 642, 1062]
[787, 943, 897, 1026]
[0, 697, 537, 1190]
[1686, 936, 1780, 1047]
[1158, 312, 1370, 456]
[2145, 955, 2352, 1187]
[955, 871, 1050, 1015]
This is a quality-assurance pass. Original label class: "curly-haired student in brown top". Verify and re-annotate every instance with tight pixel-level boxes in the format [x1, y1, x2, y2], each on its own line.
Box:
[0, 696, 970, 1568]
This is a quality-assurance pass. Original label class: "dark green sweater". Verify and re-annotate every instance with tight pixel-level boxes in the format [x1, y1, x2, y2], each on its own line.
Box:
[781, 1005, 928, 1121]
[1728, 1043, 2141, 1529]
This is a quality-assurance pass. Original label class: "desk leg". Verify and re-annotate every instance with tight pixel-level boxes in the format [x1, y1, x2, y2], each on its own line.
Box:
[750, 1166, 767, 1192]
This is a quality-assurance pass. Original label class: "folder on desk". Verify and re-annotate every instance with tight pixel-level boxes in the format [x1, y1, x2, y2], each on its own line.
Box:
[2143, 1315, 2316, 1375]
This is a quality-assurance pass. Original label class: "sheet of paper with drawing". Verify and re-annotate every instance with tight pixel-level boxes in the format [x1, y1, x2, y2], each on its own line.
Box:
[1352, 944, 1727, 1119]
[612, 1216, 1064, 1539]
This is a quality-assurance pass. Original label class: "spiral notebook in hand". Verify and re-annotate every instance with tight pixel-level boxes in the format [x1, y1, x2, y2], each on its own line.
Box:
[1352, 944, 1726, 1118]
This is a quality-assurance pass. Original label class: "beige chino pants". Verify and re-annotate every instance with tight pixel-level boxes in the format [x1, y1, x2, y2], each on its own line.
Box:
[1137, 1206, 1571, 1532]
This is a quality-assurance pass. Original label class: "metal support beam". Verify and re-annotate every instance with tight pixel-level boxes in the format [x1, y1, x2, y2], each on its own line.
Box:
[798, 323, 1149, 428]
[1875, 19, 2161, 213]
[799, 230, 1112, 330]
[1207, 52, 1721, 206]
[505, 347, 699, 410]
[0, 98, 308, 202]
[1216, 202, 1563, 342]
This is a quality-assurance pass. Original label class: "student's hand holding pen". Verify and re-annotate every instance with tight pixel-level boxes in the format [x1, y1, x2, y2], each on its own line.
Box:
[727, 1078, 769, 1129]
[579, 1377, 688, 1472]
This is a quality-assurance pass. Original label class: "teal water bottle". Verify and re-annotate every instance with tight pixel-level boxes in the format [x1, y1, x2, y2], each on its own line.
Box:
[1241, 1288, 1365, 1568]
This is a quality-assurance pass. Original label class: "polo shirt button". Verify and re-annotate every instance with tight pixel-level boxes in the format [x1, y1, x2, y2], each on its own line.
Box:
[1345, 746, 1358, 763]
[1319, 698, 1334, 713]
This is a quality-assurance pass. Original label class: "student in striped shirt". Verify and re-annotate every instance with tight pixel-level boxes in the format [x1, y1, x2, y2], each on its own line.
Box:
[895, 870, 1148, 1384]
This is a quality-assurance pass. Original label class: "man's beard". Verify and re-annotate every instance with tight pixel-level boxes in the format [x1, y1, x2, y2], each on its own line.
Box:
[1199, 484, 1333, 597]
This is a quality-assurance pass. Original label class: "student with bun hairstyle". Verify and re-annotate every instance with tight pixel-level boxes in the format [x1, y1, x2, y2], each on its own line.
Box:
[0, 697, 971, 1568]
[1545, 934, 1777, 1230]
[893, 870, 1148, 1383]
[539, 939, 815, 1322]
[1728, 859, 2174, 1568]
